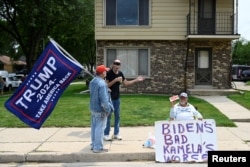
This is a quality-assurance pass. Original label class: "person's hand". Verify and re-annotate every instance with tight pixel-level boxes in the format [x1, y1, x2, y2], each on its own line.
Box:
[136, 76, 144, 82]
[116, 76, 123, 83]
[169, 95, 178, 107]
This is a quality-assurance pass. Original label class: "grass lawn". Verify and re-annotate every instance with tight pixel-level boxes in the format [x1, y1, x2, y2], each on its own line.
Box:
[227, 82, 250, 110]
[0, 81, 237, 128]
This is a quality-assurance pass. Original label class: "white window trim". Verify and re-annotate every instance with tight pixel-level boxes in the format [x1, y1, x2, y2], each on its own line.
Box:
[103, 0, 152, 27]
[104, 47, 151, 78]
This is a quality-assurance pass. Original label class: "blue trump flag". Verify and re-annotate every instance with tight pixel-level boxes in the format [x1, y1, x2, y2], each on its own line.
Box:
[5, 39, 83, 129]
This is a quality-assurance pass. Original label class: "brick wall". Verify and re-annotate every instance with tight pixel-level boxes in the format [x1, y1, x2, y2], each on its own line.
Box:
[96, 40, 232, 95]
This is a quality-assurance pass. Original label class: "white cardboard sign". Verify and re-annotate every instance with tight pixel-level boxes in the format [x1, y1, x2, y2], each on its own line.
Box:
[155, 119, 217, 162]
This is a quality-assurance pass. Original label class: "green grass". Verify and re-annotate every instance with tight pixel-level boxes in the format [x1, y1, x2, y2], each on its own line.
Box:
[0, 82, 236, 128]
[228, 81, 250, 109]
[228, 90, 250, 110]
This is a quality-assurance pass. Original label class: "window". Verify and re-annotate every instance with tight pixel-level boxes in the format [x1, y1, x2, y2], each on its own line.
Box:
[198, 51, 209, 68]
[106, 48, 149, 77]
[106, 0, 149, 26]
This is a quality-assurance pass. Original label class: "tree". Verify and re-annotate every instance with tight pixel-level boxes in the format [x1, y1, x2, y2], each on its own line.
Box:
[49, 0, 95, 73]
[0, 30, 17, 56]
[0, 0, 95, 72]
[232, 39, 250, 65]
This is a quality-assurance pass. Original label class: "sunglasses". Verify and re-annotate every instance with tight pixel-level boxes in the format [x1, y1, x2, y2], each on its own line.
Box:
[113, 62, 121, 65]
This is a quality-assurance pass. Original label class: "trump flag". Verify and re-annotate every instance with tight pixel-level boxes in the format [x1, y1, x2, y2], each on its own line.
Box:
[5, 39, 83, 129]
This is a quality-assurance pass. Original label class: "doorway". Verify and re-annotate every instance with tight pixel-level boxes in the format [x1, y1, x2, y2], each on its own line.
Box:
[198, 0, 216, 34]
[195, 48, 212, 85]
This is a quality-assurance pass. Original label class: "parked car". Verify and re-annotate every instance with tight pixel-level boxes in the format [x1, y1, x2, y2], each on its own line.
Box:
[241, 69, 250, 82]
[16, 69, 28, 75]
[0, 70, 8, 77]
[13, 74, 25, 81]
[3, 76, 22, 90]
[231, 65, 250, 81]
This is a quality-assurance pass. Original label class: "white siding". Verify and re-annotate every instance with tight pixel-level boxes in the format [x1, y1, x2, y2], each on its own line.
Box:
[95, 0, 189, 40]
[217, 0, 234, 12]
[95, 0, 234, 40]
[217, 0, 234, 34]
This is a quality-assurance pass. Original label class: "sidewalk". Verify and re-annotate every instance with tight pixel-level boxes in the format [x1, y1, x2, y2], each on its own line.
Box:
[0, 127, 156, 163]
[198, 96, 250, 150]
[1, 94, 250, 163]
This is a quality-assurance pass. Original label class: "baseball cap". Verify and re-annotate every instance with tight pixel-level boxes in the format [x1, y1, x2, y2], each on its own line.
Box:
[179, 92, 188, 98]
[113, 59, 121, 65]
[96, 65, 109, 73]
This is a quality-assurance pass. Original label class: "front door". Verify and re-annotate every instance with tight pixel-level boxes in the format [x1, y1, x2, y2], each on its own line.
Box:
[198, 0, 215, 34]
[195, 48, 212, 85]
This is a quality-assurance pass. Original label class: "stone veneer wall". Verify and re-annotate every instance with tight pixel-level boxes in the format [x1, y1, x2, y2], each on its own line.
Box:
[188, 40, 232, 89]
[96, 40, 232, 95]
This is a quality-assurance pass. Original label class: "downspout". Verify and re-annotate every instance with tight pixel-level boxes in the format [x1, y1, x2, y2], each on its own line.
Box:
[235, 0, 238, 34]
[184, 38, 190, 92]
[184, 0, 192, 92]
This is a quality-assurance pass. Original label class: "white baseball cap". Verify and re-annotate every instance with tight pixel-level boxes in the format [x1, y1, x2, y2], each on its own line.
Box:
[179, 92, 188, 98]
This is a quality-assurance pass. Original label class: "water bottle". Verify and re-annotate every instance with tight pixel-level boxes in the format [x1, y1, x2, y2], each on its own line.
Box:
[143, 138, 155, 148]
[143, 139, 152, 147]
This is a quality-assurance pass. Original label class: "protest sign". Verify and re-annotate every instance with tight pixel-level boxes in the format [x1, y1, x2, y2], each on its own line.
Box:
[155, 119, 217, 162]
[5, 39, 83, 129]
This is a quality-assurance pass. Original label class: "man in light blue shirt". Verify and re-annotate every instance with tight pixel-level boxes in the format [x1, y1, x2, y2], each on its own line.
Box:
[89, 65, 114, 153]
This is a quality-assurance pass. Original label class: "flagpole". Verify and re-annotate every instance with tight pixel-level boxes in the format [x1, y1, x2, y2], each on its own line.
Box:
[48, 37, 82, 66]
[48, 36, 95, 78]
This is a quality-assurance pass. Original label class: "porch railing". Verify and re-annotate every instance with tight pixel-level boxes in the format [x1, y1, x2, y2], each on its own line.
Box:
[187, 12, 237, 35]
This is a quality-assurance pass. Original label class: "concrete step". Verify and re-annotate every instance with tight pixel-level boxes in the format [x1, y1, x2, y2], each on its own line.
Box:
[188, 88, 239, 96]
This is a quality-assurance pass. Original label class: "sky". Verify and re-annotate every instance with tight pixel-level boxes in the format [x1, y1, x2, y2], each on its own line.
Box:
[238, 0, 250, 40]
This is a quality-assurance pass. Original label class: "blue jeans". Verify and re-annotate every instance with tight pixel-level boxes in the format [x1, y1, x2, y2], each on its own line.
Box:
[91, 111, 107, 151]
[104, 98, 120, 136]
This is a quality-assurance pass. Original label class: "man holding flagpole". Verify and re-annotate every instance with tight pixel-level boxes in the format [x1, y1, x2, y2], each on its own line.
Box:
[89, 65, 114, 153]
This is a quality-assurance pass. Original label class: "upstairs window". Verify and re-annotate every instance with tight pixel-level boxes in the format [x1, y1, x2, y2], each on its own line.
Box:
[106, 0, 149, 26]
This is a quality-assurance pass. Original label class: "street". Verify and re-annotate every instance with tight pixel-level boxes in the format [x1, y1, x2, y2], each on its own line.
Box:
[0, 162, 207, 167]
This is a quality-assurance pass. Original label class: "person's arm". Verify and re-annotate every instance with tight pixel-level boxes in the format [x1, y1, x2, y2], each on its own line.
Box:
[169, 95, 179, 120]
[123, 76, 144, 86]
[191, 105, 203, 120]
[195, 112, 203, 120]
[106, 77, 122, 87]
[169, 105, 176, 121]
[99, 85, 113, 113]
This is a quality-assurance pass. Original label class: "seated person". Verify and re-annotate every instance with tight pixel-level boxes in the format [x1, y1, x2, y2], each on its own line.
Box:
[170, 92, 203, 121]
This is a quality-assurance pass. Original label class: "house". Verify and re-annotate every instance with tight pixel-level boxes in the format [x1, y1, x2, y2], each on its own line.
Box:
[95, 0, 240, 95]
[0, 55, 26, 73]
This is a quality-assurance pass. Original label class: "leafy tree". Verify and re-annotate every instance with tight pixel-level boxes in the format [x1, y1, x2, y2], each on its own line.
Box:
[232, 39, 250, 65]
[49, 0, 95, 73]
[0, 30, 17, 56]
[0, 0, 95, 72]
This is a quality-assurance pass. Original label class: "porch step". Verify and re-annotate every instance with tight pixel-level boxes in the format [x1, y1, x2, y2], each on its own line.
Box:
[188, 88, 239, 96]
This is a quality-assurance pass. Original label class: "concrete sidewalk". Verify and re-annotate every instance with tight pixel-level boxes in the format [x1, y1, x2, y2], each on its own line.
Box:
[0, 127, 156, 163]
[1, 95, 250, 163]
[199, 96, 250, 149]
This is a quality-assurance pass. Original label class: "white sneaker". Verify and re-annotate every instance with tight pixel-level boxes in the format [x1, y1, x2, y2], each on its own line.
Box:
[113, 135, 122, 140]
[93, 148, 108, 153]
[103, 135, 112, 141]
